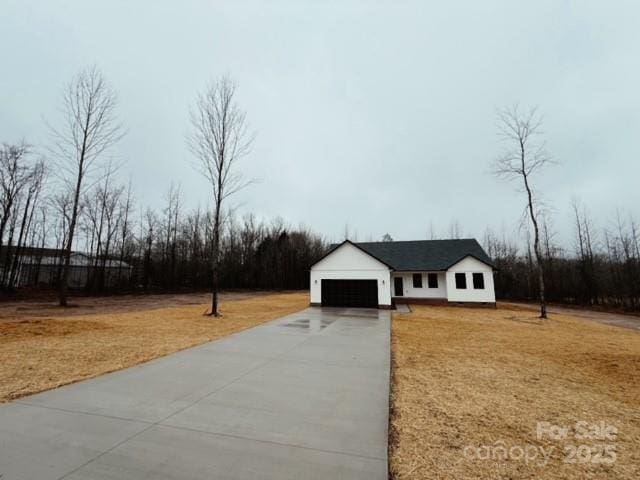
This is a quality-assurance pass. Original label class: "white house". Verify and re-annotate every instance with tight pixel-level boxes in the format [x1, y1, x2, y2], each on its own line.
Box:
[310, 239, 496, 308]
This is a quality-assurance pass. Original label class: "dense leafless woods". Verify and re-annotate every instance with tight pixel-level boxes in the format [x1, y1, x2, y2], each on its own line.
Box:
[484, 208, 640, 311]
[1, 67, 639, 311]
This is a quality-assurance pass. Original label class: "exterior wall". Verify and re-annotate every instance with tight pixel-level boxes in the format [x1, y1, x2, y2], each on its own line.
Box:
[17, 265, 133, 288]
[310, 243, 392, 307]
[6, 251, 133, 289]
[445, 256, 496, 303]
[391, 272, 447, 299]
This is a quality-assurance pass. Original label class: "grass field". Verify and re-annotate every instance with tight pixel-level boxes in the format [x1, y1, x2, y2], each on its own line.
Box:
[0, 291, 308, 402]
[4, 292, 639, 478]
[390, 304, 640, 480]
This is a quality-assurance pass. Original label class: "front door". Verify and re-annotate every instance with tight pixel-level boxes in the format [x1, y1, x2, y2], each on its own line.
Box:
[394, 277, 403, 297]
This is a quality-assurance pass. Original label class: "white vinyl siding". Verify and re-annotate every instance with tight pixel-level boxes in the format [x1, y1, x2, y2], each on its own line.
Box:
[310, 242, 392, 307]
[445, 256, 495, 303]
[391, 272, 447, 299]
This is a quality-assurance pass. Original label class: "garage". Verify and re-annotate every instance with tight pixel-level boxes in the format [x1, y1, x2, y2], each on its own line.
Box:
[309, 241, 392, 309]
[321, 279, 378, 308]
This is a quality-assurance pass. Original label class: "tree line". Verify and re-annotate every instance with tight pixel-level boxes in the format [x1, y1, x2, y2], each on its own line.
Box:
[0, 150, 326, 294]
[3, 70, 638, 312]
[3, 132, 639, 312]
[133, 187, 326, 292]
[1, 67, 325, 301]
[488, 105, 640, 314]
[483, 203, 640, 312]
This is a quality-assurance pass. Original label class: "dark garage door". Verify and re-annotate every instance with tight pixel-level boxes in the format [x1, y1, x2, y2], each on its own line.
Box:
[321, 279, 378, 308]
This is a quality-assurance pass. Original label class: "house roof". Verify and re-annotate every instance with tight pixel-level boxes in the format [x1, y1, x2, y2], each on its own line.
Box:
[317, 239, 495, 271]
[0, 245, 66, 258]
[0, 245, 133, 268]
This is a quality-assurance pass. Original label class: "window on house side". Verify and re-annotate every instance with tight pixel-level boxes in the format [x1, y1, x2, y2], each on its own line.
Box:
[455, 273, 467, 289]
[473, 272, 485, 289]
[428, 273, 438, 288]
[413, 273, 422, 288]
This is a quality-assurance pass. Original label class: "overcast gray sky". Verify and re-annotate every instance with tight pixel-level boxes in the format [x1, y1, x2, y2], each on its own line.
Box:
[2, 0, 639, 246]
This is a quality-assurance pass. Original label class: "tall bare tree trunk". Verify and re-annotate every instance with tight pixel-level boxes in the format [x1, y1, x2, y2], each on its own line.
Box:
[211, 192, 222, 315]
[59, 170, 83, 306]
[188, 76, 253, 317]
[521, 142, 547, 318]
[493, 105, 554, 319]
[48, 66, 124, 306]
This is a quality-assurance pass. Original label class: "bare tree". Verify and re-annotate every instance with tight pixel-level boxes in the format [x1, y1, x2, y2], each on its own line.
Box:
[83, 168, 124, 290]
[0, 142, 32, 248]
[116, 180, 134, 285]
[7, 159, 46, 288]
[572, 197, 598, 304]
[493, 105, 553, 318]
[188, 76, 253, 316]
[428, 221, 438, 240]
[161, 183, 181, 287]
[141, 207, 158, 290]
[0, 142, 48, 289]
[448, 220, 462, 239]
[48, 66, 124, 306]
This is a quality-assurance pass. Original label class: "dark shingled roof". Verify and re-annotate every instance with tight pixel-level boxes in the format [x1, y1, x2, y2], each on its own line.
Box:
[322, 239, 494, 271]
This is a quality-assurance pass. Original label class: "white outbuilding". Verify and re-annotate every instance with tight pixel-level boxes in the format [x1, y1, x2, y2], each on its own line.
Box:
[310, 239, 496, 308]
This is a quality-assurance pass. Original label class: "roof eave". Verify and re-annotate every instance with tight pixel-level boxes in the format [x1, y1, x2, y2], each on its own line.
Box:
[309, 239, 395, 270]
[444, 253, 497, 271]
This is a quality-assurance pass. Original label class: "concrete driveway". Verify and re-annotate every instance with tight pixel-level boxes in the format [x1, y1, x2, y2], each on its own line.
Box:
[0, 307, 391, 480]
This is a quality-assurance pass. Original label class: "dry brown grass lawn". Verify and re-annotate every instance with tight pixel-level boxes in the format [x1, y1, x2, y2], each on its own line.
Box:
[0, 291, 308, 402]
[390, 304, 640, 480]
